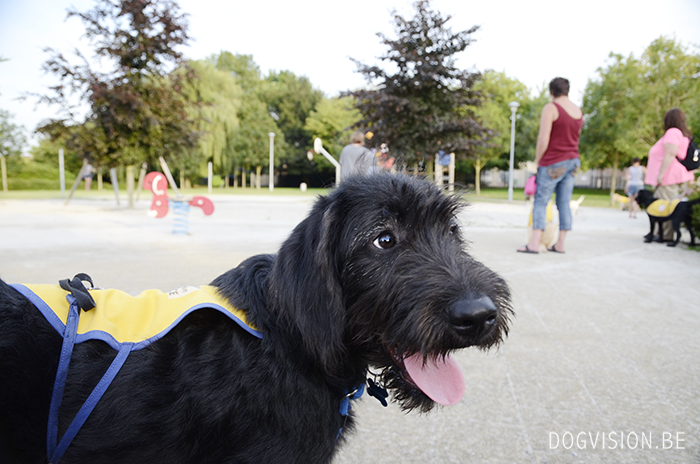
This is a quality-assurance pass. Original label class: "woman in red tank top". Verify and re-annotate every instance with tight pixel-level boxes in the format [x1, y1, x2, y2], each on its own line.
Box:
[518, 78, 583, 255]
[540, 102, 584, 166]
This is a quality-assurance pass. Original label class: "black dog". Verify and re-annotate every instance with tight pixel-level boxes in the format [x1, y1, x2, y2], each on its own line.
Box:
[635, 189, 699, 247]
[0, 173, 512, 464]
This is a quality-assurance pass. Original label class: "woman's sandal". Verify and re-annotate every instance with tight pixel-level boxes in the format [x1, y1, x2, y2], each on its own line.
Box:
[517, 245, 538, 254]
[547, 246, 565, 254]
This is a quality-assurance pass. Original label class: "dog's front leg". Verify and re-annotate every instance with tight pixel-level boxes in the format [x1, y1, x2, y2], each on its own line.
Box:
[651, 219, 667, 243]
[667, 218, 683, 247]
[686, 218, 697, 246]
[643, 218, 655, 243]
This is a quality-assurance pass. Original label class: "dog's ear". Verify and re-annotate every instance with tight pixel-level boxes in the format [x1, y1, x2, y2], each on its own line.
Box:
[270, 197, 346, 376]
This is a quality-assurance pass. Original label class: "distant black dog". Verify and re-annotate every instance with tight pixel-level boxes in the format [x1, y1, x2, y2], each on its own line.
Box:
[0, 173, 512, 464]
[635, 189, 699, 247]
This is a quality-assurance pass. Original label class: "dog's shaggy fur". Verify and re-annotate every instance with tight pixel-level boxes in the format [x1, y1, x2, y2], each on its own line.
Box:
[635, 189, 699, 247]
[0, 173, 512, 464]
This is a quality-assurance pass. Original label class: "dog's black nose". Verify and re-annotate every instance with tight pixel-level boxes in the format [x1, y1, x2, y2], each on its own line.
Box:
[448, 295, 498, 333]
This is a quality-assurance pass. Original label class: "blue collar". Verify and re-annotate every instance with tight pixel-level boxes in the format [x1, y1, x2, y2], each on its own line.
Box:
[336, 376, 389, 439]
[337, 382, 366, 440]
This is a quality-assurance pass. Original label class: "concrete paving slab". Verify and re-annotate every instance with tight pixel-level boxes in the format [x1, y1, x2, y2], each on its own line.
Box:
[0, 192, 698, 463]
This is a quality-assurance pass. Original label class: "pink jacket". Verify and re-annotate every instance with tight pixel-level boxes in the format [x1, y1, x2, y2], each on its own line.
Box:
[645, 128, 694, 186]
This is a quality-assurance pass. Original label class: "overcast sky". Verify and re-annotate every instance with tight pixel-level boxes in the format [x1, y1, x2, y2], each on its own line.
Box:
[1, 0, 699, 148]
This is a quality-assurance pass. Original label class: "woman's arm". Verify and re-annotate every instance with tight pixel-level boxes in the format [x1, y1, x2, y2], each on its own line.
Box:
[535, 103, 557, 167]
[657, 143, 679, 185]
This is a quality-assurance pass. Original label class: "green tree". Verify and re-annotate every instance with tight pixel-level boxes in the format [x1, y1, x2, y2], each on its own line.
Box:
[581, 37, 700, 199]
[209, 51, 287, 187]
[0, 109, 27, 191]
[232, 98, 285, 188]
[304, 96, 361, 170]
[636, 37, 700, 143]
[581, 52, 644, 197]
[259, 70, 322, 174]
[211, 52, 262, 93]
[183, 60, 242, 180]
[35, 0, 198, 204]
[0, 109, 25, 158]
[30, 135, 82, 174]
[346, 0, 485, 167]
[514, 87, 550, 166]
[470, 71, 531, 194]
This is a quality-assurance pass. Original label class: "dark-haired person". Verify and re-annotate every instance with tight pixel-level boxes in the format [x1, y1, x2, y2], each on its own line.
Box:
[644, 108, 695, 241]
[518, 77, 583, 254]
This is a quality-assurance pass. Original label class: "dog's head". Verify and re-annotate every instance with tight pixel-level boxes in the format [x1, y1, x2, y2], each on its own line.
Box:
[635, 189, 655, 208]
[269, 173, 512, 412]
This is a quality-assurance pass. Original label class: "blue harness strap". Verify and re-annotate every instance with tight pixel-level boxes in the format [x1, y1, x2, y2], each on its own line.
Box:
[46, 275, 133, 464]
[46, 294, 81, 460]
[49, 337, 131, 463]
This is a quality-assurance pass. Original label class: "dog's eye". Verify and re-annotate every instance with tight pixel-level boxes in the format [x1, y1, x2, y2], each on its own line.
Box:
[373, 232, 396, 249]
[449, 224, 459, 236]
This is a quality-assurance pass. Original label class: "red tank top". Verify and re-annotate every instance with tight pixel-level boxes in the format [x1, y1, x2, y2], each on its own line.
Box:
[540, 102, 583, 166]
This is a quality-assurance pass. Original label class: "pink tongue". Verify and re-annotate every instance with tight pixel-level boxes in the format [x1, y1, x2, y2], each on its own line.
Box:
[403, 353, 465, 406]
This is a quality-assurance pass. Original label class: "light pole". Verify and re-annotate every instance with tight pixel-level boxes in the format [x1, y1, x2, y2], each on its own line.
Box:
[268, 132, 275, 192]
[507, 101, 520, 202]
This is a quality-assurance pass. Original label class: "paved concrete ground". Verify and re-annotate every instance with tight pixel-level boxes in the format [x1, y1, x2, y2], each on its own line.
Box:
[1, 192, 698, 464]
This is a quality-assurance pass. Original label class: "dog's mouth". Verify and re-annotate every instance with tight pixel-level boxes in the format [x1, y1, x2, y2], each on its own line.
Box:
[389, 348, 465, 406]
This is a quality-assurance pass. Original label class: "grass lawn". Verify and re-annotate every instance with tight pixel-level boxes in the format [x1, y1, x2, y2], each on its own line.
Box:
[466, 187, 622, 209]
[0, 184, 623, 208]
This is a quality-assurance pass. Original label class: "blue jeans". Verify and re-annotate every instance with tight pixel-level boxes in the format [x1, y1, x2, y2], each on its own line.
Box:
[627, 184, 643, 196]
[533, 158, 580, 231]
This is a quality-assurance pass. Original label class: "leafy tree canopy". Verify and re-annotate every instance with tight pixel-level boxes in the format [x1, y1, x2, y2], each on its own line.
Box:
[182, 59, 242, 175]
[253, 70, 323, 176]
[259, 70, 322, 150]
[0, 109, 26, 157]
[465, 70, 547, 192]
[211, 51, 263, 93]
[35, 0, 198, 169]
[208, 51, 287, 173]
[345, 0, 485, 164]
[1, 58, 27, 158]
[304, 96, 361, 158]
[582, 36, 700, 171]
[472, 71, 531, 162]
[232, 98, 284, 169]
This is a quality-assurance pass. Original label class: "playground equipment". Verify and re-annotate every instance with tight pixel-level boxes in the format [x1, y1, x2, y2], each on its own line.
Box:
[143, 157, 214, 234]
[435, 151, 455, 192]
[311, 138, 341, 186]
[64, 159, 96, 206]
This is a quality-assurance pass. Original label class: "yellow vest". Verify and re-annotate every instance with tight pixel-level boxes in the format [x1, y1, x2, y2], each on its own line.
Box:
[528, 201, 555, 227]
[13, 284, 262, 350]
[647, 199, 680, 218]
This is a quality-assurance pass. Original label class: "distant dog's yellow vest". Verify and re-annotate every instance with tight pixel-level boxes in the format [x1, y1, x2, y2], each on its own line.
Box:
[528, 201, 554, 227]
[647, 199, 680, 218]
[13, 284, 262, 350]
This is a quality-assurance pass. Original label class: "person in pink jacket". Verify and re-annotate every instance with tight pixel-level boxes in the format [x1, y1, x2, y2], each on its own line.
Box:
[644, 108, 695, 241]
